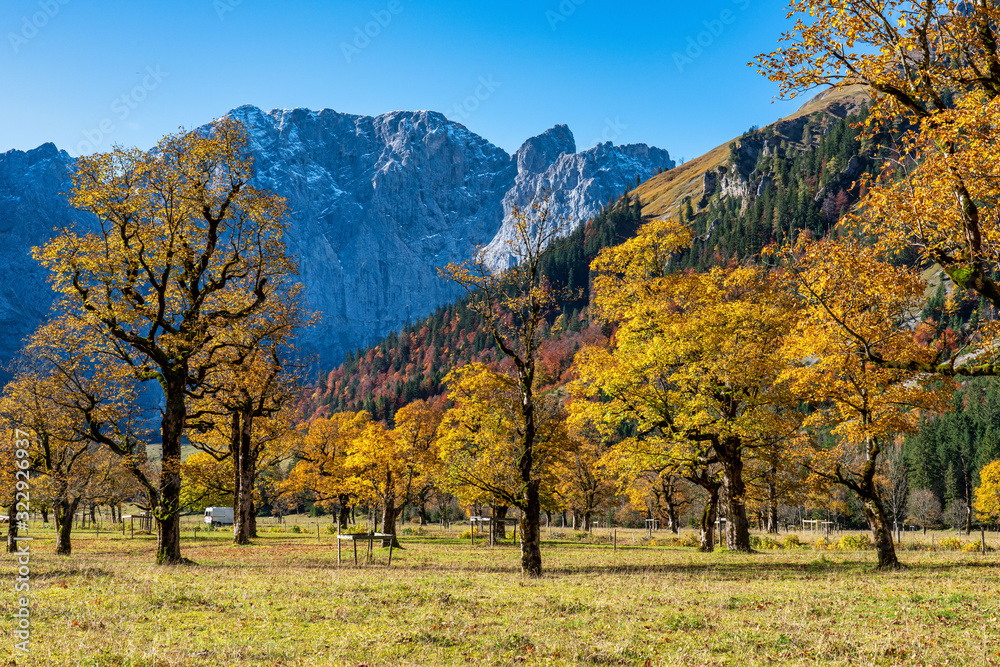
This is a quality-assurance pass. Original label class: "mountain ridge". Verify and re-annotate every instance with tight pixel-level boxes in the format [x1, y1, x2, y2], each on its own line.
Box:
[0, 105, 673, 370]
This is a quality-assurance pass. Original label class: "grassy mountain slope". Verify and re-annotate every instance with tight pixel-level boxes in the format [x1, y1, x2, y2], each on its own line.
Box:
[635, 85, 869, 221]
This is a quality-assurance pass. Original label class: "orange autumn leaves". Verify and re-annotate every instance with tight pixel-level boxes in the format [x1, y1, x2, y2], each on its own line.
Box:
[286, 401, 442, 519]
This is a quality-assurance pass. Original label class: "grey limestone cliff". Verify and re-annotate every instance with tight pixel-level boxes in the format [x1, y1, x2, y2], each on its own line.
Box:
[0, 106, 673, 370]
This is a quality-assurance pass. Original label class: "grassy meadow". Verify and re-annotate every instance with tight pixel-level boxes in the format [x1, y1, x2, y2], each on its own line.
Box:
[4, 519, 1000, 666]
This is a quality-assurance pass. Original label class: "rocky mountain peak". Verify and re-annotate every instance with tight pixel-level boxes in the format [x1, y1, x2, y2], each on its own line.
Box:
[515, 124, 576, 173]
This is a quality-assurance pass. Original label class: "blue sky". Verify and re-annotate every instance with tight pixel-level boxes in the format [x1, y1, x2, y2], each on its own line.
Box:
[0, 0, 808, 161]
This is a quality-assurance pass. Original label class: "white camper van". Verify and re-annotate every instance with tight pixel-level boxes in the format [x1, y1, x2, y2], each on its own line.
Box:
[204, 507, 235, 527]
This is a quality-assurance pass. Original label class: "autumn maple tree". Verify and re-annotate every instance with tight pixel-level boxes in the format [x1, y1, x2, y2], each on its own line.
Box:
[34, 119, 296, 564]
[550, 424, 616, 532]
[188, 331, 305, 544]
[389, 399, 444, 528]
[439, 195, 575, 577]
[779, 238, 952, 568]
[0, 351, 137, 555]
[342, 401, 441, 546]
[286, 410, 371, 530]
[571, 217, 802, 552]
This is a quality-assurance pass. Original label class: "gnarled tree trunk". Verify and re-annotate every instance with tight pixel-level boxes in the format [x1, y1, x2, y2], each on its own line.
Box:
[6, 502, 18, 553]
[520, 481, 542, 577]
[54, 497, 82, 556]
[156, 377, 185, 564]
[698, 485, 719, 552]
[233, 410, 258, 545]
[338, 495, 351, 531]
[861, 494, 900, 569]
[718, 439, 753, 552]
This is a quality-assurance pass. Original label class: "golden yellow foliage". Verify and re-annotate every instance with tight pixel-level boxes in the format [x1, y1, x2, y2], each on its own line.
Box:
[974, 459, 1000, 523]
[572, 217, 802, 550]
[437, 363, 564, 511]
[757, 1, 1000, 363]
[285, 411, 371, 511]
[180, 452, 233, 511]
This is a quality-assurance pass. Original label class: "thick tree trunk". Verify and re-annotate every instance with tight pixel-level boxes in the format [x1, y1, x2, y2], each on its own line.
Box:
[583, 510, 592, 532]
[520, 481, 542, 577]
[54, 498, 81, 556]
[6, 502, 18, 553]
[379, 471, 402, 548]
[338, 496, 351, 531]
[719, 443, 753, 552]
[860, 492, 902, 569]
[492, 505, 509, 540]
[517, 386, 542, 578]
[156, 377, 186, 565]
[698, 485, 719, 553]
[233, 411, 256, 545]
[41, 507, 48, 524]
[851, 434, 904, 569]
[659, 475, 682, 535]
[766, 476, 779, 534]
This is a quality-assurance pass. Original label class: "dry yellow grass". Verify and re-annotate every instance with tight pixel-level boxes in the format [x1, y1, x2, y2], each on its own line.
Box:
[3, 522, 999, 666]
